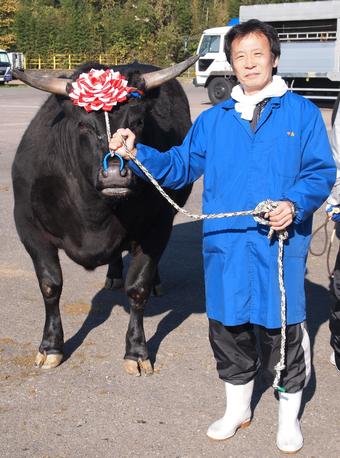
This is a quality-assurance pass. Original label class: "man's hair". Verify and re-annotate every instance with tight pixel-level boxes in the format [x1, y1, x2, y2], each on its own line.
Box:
[225, 19, 281, 64]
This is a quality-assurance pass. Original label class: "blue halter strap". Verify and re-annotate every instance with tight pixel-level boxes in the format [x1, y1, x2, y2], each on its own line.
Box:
[103, 151, 124, 172]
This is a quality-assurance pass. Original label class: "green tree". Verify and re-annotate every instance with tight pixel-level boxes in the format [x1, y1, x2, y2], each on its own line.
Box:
[12, 0, 319, 67]
[0, 0, 19, 50]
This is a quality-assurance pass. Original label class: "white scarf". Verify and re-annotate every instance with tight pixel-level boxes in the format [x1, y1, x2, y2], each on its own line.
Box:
[231, 75, 288, 121]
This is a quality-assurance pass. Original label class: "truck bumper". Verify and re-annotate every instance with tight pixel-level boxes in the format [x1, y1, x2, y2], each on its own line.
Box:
[0, 74, 12, 82]
[192, 77, 204, 87]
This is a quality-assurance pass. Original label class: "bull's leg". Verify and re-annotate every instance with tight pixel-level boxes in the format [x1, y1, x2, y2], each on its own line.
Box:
[152, 267, 163, 297]
[105, 255, 162, 294]
[105, 254, 124, 290]
[23, 235, 64, 369]
[123, 250, 157, 376]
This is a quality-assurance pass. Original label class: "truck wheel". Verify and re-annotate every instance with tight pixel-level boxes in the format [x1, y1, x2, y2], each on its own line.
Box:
[208, 77, 234, 105]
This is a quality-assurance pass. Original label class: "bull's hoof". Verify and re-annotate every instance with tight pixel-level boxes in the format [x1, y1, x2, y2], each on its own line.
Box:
[123, 359, 141, 376]
[123, 358, 153, 376]
[138, 358, 153, 376]
[104, 277, 124, 290]
[152, 283, 164, 297]
[34, 351, 63, 369]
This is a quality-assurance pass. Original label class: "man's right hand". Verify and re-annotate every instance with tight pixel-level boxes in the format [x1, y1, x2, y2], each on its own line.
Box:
[109, 128, 137, 160]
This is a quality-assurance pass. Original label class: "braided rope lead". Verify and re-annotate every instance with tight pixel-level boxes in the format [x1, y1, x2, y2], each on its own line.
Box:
[111, 128, 287, 391]
[273, 230, 288, 392]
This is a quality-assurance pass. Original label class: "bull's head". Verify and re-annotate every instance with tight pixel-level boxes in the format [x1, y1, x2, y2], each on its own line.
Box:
[13, 56, 198, 199]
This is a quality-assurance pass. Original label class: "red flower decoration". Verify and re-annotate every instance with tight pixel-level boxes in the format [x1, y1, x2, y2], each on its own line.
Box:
[69, 68, 139, 112]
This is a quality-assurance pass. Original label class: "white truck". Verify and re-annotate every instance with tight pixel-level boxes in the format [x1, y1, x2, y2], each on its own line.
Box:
[193, 0, 340, 104]
[8, 52, 25, 71]
[0, 49, 12, 85]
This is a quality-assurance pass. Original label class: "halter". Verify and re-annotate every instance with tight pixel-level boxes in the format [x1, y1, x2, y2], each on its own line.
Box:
[68, 68, 143, 170]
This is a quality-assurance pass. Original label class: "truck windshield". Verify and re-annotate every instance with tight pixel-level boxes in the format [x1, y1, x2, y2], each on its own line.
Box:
[199, 35, 221, 54]
[0, 52, 10, 64]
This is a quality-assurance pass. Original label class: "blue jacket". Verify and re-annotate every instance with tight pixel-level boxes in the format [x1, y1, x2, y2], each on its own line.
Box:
[129, 92, 336, 328]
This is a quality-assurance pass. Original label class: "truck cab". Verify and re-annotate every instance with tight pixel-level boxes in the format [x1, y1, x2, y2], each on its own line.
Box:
[193, 26, 237, 105]
[0, 49, 12, 84]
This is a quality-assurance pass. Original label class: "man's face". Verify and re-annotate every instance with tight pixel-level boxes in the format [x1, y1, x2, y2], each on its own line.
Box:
[230, 32, 279, 95]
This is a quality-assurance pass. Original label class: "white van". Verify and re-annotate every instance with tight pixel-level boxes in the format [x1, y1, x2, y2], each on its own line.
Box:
[0, 49, 12, 84]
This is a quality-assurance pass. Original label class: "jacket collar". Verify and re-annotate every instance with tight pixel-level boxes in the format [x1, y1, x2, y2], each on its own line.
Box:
[221, 95, 285, 138]
[221, 95, 284, 111]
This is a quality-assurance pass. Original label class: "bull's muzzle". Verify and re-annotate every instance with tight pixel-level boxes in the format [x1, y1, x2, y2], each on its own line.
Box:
[97, 156, 135, 197]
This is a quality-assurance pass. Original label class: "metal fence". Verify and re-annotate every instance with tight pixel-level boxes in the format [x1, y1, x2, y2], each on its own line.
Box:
[25, 53, 120, 70]
[22, 53, 195, 80]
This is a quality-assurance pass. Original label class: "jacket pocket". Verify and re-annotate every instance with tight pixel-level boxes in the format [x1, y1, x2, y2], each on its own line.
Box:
[270, 134, 301, 178]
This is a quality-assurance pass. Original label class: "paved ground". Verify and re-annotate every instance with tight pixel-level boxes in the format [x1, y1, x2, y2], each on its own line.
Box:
[0, 81, 339, 458]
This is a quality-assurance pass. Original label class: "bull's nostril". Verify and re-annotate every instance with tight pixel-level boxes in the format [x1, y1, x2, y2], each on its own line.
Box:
[120, 168, 127, 177]
[102, 169, 108, 178]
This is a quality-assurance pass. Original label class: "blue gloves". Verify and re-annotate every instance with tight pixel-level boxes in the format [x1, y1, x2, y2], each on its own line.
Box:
[326, 204, 340, 222]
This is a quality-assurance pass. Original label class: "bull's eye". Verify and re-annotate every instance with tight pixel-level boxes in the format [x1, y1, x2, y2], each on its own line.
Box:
[78, 121, 89, 131]
[131, 119, 144, 130]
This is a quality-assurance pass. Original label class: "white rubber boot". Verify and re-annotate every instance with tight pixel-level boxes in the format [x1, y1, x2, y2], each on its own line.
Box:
[276, 390, 303, 454]
[330, 351, 335, 366]
[206, 379, 253, 440]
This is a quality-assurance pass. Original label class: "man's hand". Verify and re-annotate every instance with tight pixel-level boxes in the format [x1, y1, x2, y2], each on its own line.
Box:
[266, 201, 295, 231]
[326, 204, 340, 222]
[109, 128, 136, 159]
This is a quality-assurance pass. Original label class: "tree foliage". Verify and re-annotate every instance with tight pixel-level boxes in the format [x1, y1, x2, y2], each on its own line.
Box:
[0, 0, 19, 49]
[1, 0, 317, 64]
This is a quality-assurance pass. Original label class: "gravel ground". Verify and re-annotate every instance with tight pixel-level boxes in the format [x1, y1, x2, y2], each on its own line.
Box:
[0, 81, 339, 458]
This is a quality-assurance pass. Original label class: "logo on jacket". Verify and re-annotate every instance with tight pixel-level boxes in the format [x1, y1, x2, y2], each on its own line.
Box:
[287, 131, 295, 137]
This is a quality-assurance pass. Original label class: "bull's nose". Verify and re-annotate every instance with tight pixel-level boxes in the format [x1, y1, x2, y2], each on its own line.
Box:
[101, 166, 128, 178]
[101, 154, 127, 176]
[98, 156, 134, 193]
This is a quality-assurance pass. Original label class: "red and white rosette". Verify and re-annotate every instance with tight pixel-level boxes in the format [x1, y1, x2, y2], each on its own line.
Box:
[69, 68, 136, 112]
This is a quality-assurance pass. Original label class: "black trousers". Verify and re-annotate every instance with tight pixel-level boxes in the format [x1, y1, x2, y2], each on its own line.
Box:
[209, 319, 311, 393]
[330, 233, 340, 370]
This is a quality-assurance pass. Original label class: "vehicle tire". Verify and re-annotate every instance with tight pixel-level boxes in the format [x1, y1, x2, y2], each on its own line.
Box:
[207, 77, 234, 105]
[0, 81, 5, 85]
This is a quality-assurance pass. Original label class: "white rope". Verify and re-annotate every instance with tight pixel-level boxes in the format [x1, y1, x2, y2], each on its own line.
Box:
[104, 114, 288, 391]
[104, 111, 112, 153]
[273, 232, 288, 392]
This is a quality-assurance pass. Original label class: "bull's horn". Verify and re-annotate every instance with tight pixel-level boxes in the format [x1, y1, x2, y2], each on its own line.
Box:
[12, 69, 71, 95]
[141, 55, 199, 90]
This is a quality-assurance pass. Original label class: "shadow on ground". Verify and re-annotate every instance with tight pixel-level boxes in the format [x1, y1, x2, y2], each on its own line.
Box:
[63, 220, 204, 362]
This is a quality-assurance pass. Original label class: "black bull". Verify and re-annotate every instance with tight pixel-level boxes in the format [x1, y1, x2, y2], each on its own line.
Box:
[12, 59, 196, 375]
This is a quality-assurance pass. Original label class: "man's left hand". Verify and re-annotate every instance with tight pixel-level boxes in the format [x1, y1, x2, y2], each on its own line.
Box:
[266, 201, 295, 231]
[326, 204, 340, 222]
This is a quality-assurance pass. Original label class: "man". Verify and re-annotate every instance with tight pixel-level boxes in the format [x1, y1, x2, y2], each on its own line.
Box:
[326, 94, 340, 373]
[110, 20, 335, 453]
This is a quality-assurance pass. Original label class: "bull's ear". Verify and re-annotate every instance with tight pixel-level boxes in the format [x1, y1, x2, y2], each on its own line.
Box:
[57, 98, 98, 132]
[57, 96, 77, 116]
[53, 96, 88, 128]
[47, 97, 73, 128]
